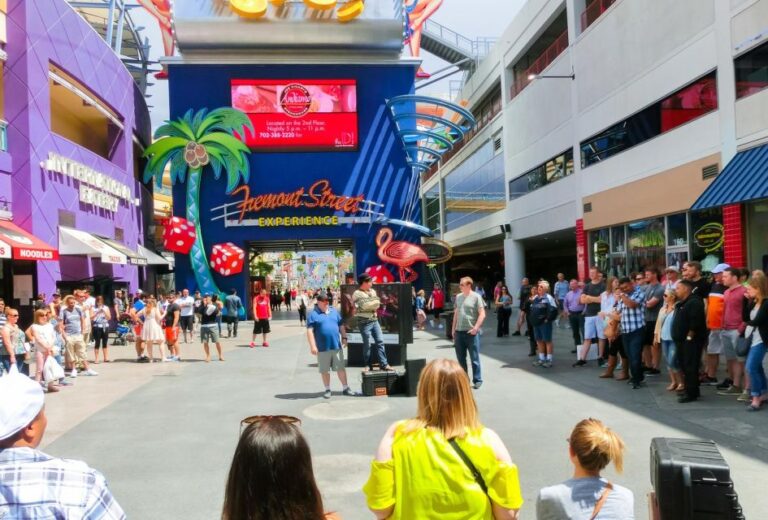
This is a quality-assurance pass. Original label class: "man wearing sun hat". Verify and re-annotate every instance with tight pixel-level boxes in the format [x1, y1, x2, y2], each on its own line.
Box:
[0, 371, 125, 518]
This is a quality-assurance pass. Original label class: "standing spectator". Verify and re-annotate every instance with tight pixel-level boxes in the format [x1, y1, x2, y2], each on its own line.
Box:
[415, 289, 427, 331]
[427, 283, 445, 329]
[59, 296, 97, 377]
[451, 277, 486, 388]
[131, 294, 148, 363]
[531, 281, 558, 368]
[704, 264, 730, 385]
[326, 286, 333, 305]
[0, 299, 7, 372]
[163, 292, 181, 361]
[743, 270, 768, 411]
[493, 281, 503, 308]
[523, 286, 538, 357]
[297, 290, 310, 326]
[716, 267, 748, 397]
[599, 277, 626, 379]
[177, 289, 195, 343]
[201, 294, 224, 362]
[26, 309, 58, 392]
[141, 297, 166, 363]
[193, 290, 203, 333]
[495, 286, 513, 337]
[363, 359, 523, 519]
[655, 289, 682, 392]
[672, 280, 707, 403]
[664, 266, 680, 291]
[683, 261, 711, 299]
[250, 289, 272, 348]
[284, 288, 292, 310]
[514, 277, 531, 336]
[641, 268, 665, 376]
[580, 268, 606, 365]
[353, 274, 393, 372]
[91, 296, 112, 363]
[553, 273, 569, 328]
[306, 293, 357, 399]
[564, 280, 585, 365]
[0, 373, 126, 518]
[49, 293, 62, 320]
[616, 277, 647, 389]
[537, 418, 633, 520]
[211, 294, 224, 336]
[1, 307, 29, 375]
[475, 283, 488, 309]
[224, 289, 243, 338]
[77, 290, 93, 352]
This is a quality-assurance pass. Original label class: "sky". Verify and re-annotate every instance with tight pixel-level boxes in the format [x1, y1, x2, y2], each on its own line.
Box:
[131, 0, 521, 130]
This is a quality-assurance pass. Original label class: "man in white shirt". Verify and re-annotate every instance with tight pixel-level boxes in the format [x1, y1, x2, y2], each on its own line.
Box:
[177, 289, 195, 343]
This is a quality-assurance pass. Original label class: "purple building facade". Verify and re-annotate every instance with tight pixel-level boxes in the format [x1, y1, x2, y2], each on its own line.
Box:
[1, 0, 150, 311]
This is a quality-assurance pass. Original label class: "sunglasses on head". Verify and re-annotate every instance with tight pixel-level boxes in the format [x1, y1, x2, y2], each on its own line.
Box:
[240, 415, 300, 434]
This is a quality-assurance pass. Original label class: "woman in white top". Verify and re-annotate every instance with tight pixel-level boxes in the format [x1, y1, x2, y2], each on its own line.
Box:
[26, 308, 59, 392]
[141, 297, 166, 362]
[598, 277, 624, 379]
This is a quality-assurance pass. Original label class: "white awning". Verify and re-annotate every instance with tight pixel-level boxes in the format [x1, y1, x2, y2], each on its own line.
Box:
[98, 237, 148, 266]
[137, 244, 172, 267]
[58, 227, 127, 265]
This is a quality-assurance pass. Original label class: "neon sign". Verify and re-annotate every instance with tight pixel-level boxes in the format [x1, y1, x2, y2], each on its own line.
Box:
[229, 0, 365, 22]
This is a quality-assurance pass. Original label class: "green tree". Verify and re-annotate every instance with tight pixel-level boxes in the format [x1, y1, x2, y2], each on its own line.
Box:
[252, 260, 274, 278]
[333, 249, 346, 286]
[143, 108, 253, 296]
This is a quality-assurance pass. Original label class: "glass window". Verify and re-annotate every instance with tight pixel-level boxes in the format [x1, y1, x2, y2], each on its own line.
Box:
[508, 175, 529, 200]
[748, 202, 768, 272]
[610, 226, 626, 254]
[735, 41, 768, 99]
[667, 251, 688, 271]
[690, 208, 724, 272]
[626, 218, 666, 274]
[581, 72, 718, 167]
[513, 149, 574, 198]
[590, 229, 610, 276]
[666, 213, 688, 247]
[423, 184, 441, 234]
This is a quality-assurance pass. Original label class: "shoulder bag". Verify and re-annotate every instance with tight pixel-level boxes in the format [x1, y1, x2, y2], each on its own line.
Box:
[590, 482, 613, 520]
[448, 438, 488, 495]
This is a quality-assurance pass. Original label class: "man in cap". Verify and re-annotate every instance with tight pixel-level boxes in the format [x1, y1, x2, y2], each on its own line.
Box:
[0, 372, 125, 518]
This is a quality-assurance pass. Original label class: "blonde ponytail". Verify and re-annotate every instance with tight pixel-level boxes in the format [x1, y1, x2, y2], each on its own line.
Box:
[570, 418, 626, 474]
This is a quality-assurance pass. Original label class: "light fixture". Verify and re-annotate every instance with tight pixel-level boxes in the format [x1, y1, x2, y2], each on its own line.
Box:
[528, 68, 576, 81]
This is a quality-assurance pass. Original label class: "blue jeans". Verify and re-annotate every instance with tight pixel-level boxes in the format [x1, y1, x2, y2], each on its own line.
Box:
[661, 339, 679, 371]
[1, 356, 28, 376]
[746, 342, 767, 398]
[360, 319, 389, 369]
[454, 331, 482, 384]
[622, 327, 645, 385]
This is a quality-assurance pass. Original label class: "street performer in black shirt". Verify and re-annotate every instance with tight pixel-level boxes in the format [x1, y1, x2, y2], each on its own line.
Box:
[672, 280, 707, 403]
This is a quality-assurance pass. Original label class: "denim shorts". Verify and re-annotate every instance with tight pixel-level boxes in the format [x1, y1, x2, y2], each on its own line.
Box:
[201, 326, 219, 343]
[533, 323, 553, 342]
[584, 316, 605, 340]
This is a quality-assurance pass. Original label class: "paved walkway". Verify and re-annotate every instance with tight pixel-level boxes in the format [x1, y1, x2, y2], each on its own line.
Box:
[41, 309, 768, 519]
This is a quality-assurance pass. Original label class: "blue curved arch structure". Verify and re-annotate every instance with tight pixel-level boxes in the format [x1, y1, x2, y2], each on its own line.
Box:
[386, 95, 477, 173]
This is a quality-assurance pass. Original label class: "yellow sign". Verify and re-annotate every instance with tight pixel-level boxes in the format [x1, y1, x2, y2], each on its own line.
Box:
[230, 0, 364, 22]
[257, 216, 340, 227]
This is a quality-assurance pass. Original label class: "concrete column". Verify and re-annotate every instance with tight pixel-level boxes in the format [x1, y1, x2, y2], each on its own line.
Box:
[504, 237, 525, 293]
[714, 0, 737, 164]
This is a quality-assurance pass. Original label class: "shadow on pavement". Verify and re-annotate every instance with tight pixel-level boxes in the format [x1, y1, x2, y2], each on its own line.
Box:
[275, 391, 326, 400]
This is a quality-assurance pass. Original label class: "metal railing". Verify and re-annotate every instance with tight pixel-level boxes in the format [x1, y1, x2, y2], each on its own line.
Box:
[0, 120, 7, 152]
[580, 0, 617, 32]
[422, 19, 498, 60]
[509, 30, 569, 100]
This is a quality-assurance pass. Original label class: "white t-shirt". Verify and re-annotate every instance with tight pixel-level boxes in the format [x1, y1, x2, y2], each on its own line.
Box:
[178, 296, 195, 317]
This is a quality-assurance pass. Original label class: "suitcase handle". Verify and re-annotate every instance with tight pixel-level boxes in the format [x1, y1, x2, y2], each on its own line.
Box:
[682, 465, 693, 520]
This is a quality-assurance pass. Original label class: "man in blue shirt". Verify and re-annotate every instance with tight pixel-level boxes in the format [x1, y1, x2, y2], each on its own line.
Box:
[306, 294, 359, 399]
[553, 273, 569, 327]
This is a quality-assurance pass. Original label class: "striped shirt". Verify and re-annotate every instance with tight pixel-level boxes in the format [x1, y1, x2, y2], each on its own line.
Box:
[0, 447, 125, 519]
[617, 286, 647, 334]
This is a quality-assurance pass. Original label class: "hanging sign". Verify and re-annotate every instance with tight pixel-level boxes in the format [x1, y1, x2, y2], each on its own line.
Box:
[693, 222, 724, 253]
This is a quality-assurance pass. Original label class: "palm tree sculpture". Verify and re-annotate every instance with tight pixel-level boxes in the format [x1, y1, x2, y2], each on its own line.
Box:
[143, 107, 254, 296]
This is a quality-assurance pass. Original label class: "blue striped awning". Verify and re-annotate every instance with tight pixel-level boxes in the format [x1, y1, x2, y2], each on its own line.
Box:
[691, 144, 768, 210]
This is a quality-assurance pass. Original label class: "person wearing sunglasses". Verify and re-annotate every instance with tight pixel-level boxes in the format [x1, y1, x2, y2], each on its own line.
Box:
[364, 358, 522, 519]
[223, 415, 340, 520]
[1, 307, 29, 375]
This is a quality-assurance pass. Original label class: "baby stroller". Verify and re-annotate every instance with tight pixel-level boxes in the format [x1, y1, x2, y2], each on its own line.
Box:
[113, 313, 135, 345]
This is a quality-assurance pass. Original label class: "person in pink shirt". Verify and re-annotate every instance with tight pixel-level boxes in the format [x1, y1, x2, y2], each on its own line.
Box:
[427, 284, 445, 329]
[715, 267, 748, 397]
[250, 289, 273, 348]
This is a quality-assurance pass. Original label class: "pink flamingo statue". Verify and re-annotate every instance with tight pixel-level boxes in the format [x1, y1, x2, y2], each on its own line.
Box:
[376, 227, 429, 283]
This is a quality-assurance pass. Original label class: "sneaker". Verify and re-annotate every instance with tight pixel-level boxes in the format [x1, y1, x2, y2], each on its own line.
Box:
[542, 360, 552, 368]
[717, 385, 743, 396]
[249, 342, 255, 348]
[701, 376, 718, 386]
[532, 359, 544, 367]
[323, 389, 332, 399]
[342, 387, 359, 396]
[473, 381, 483, 389]
[69, 370, 78, 378]
[572, 360, 587, 368]
[58, 378, 74, 386]
[716, 378, 734, 390]
[737, 391, 751, 402]
[512, 331, 521, 336]
[83, 369, 99, 376]
[163, 357, 173, 362]
[262, 342, 269, 347]
[646, 368, 661, 376]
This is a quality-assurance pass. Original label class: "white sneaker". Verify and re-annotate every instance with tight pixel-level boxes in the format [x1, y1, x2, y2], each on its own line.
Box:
[83, 369, 99, 376]
[69, 370, 78, 378]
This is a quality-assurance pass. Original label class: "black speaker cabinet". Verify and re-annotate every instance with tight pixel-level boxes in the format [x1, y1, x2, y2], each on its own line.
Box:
[347, 343, 406, 368]
[401, 358, 426, 396]
[650, 438, 744, 520]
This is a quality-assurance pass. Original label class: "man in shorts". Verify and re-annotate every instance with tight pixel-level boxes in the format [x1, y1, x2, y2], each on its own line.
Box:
[716, 267, 748, 398]
[200, 294, 223, 362]
[704, 264, 729, 385]
[306, 293, 358, 399]
[163, 291, 181, 361]
[578, 267, 605, 366]
[177, 289, 195, 343]
[427, 283, 445, 329]
[641, 267, 665, 375]
[250, 288, 272, 348]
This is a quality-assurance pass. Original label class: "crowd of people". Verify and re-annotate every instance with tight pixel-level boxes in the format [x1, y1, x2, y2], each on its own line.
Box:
[483, 261, 768, 409]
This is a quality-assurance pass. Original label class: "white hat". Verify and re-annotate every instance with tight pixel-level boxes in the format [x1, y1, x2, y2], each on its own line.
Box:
[0, 370, 44, 440]
[711, 263, 731, 274]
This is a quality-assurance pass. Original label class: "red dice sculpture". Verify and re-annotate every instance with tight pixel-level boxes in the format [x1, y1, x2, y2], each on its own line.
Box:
[163, 216, 196, 254]
[364, 264, 396, 284]
[210, 242, 246, 276]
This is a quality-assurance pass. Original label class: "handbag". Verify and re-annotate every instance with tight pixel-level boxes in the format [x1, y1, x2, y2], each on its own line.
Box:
[44, 355, 65, 383]
[737, 333, 751, 357]
[448, 438, 488, 495]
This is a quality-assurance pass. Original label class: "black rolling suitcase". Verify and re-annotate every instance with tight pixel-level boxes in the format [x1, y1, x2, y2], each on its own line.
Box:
[361, 370, 401, 396]
[650, 438, 744, 520]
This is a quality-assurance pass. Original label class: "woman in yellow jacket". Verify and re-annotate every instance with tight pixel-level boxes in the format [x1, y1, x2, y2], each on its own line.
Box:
[363, 358, 523, 519]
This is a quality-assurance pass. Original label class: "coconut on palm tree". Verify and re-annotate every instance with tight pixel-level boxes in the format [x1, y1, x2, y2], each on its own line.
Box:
[143, 107, 254, 296]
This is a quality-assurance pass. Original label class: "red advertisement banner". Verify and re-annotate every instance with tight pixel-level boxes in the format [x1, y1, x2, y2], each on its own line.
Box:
[231, 79, 358, 151]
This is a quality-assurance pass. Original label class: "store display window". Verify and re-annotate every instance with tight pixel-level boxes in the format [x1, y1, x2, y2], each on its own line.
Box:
[689, 208, 724, 272]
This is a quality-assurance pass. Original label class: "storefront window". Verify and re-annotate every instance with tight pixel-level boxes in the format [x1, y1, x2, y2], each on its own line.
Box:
[609, 226, 627, 277]
[689, 208, 724, 272]
[610, 226, 625, 254]
[666, 213, 687, 247]
[627, 218, 665, 274]
[590, 229, 610, 276]
[748, 202, 768, 272]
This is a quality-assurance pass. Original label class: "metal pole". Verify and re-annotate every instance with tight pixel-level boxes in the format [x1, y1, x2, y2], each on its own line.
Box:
[115, 2, 127, 54]
[105, 0, 117, 51]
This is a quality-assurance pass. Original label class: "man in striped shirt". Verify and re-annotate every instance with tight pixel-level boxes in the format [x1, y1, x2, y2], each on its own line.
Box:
[617, 276, 647, 389]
